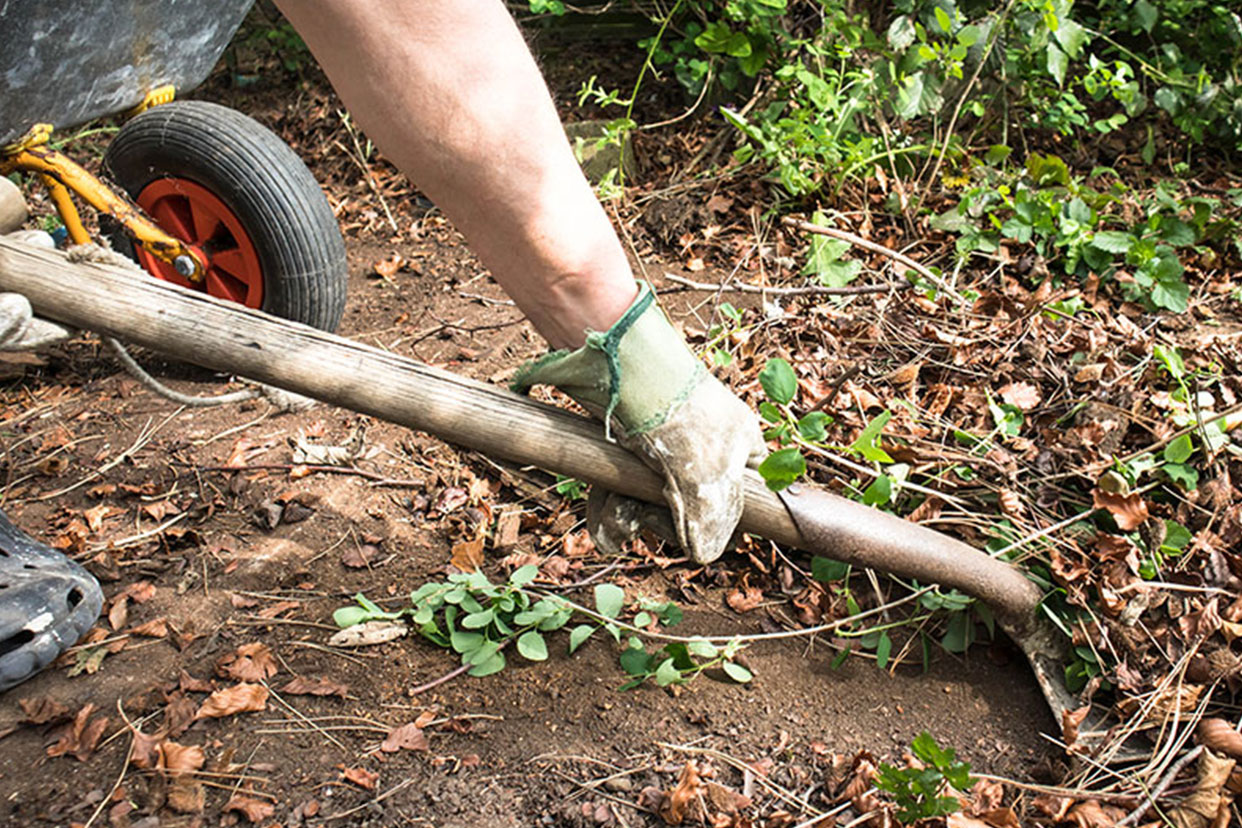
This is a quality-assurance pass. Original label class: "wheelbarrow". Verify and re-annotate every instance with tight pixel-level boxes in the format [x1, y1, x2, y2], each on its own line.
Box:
[0, 0, 346, 330]
[0, 237, 1090, 745]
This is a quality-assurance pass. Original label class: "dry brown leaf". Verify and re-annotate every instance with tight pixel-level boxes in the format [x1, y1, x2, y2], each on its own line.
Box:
[372, 253, 404, 279]
[380, 723, 429, 753]
[130, 617, 168, 638]
[1030, 794, 1072, 820]
[998, 381, 1041, 411]
[341, 765, 379, 790]
[127, 727, 163, 770]
[660, 760, 703, 825]
[218, 643, 279, 683]
[160, 740, 205, 776]
[179, 670, 214, 693]
[414, 710, 437, 729]
[46, 703, 109, 761]
[195, 683, 269, 719]
[1065, 800, 1126, 827]
[82, 503, 117, 533]
[726, 575, 764, 614]
[1165, 749, 1236, 828]
[493, 509, 521, 549]
[450, 536, 485, 572]
[166, 778, 205, 813]
[1199, 719, 1242, 759]
[341, 543, 383, 568]
[1061, 705, 1091, 749]
[279, 676, 349, 697]
[108, 596, 129, 631]
[1092, 489, 1150, 531]
[907, 495, 944, 524]
[256, 599, 301, 619]
[162, 692, 198, 738]
[19, 696, 70, 724]
[224, 794, 276, 823]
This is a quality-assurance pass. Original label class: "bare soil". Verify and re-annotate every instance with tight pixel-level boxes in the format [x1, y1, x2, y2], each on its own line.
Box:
[0, 38, 1059, 828]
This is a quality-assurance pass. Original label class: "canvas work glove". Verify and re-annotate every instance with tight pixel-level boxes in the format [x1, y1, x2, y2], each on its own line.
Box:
[0, 293, 70, 351]
[513, 283, 766, 563]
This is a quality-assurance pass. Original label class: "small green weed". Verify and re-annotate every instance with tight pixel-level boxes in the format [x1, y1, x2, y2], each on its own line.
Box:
[873, 732, 975, 822]
[334, 568, 752, 689]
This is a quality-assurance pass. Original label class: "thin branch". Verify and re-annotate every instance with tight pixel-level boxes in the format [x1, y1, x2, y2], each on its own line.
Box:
[663, 272, 908, 296]
[782, 217, 971, 306]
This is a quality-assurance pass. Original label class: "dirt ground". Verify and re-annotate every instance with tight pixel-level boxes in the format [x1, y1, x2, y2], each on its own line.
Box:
[0, 31, 1063, 828]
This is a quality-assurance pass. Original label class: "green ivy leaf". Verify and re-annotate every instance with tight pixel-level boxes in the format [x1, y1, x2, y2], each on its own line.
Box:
[758, 447, 806, 491]
[568, 624, 595, 654]
[759, 358, 797, 405]
[811, 556, 849, 582]
[875, 631, 893, 670]
[468, 650, 506, 677]
[517, 630, 548, 661]
[1163, 433, 1194, 464]
[722, 660, 754, 683]
[594, 583, 625, 619]
[797, 411, 830, 442]
[333, 606, 369, 628]
[851, 411, 894, 463]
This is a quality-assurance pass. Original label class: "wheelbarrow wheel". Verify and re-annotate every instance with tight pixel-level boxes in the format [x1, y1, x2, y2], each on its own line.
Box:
[103, 100, 346, 332]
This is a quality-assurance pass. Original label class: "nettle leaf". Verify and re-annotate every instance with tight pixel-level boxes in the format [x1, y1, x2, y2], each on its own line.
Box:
[594, 583, 625, 619]
[759, 358, 798, 405]
[516, 630, 548, 661]
[1053, 17, 1087, 59]
[1090, 230, 1134, 254]
[758, 447, 806, 491]
[1150, 278, 1189, 313]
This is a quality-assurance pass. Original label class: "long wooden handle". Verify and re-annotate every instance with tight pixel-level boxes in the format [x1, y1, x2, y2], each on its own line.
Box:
[0, 239, 1044, 632]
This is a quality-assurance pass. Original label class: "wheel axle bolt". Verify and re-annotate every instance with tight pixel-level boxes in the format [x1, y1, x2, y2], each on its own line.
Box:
[173, 255, 197, 277]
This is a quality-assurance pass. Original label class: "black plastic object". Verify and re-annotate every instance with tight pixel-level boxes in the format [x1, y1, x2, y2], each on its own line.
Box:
[104, 101, 348, 331]
[0, 509, 103, 693]
[0, 0, 253, 145]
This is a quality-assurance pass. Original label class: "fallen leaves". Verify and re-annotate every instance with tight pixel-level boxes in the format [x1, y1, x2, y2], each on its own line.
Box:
[217, 643, 279, 683]
[380, 722, 429, 753]
[726, 574, 764, 614]
[224, 794, 276, 824]
[195, 683, 269, 720]
[450, 536, 485, 572]
[1092, 488, 1150, 531]
[45, 703, 109, 761]
[341, 765, 379, 790]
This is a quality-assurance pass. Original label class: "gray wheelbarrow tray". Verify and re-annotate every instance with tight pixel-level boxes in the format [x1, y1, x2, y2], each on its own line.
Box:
[0, 0, 252, 146]
[0, 237, 1095, 743]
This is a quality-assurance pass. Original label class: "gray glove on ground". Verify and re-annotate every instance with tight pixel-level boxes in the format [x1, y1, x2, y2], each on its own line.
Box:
[513, 283, 766, 563]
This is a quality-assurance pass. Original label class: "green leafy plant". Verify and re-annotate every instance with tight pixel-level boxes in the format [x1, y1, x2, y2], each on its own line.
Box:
[334, 570, 751, 688]
[874, 732, 975, 822]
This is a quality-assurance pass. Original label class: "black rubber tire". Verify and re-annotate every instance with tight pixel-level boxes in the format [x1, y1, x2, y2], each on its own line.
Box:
[103, 100, 347, 332]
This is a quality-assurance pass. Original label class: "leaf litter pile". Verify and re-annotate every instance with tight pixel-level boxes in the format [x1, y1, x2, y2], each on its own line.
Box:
[2, 15, 1242, 828]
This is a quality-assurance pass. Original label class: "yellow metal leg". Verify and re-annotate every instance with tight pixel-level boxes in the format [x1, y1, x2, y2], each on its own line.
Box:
[39, 173, 91, 246]
[0, 142, 205, 282]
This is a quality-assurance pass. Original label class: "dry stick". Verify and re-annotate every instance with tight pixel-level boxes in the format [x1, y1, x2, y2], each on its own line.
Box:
[918, 0, 1018, 197]
[84, 701, 138, 828]
[39, 409, 182, 500]
[662, 272, 908, 296]
[317, 777, 418, 823]
[781, 217, 971, 306]
[180, 461, 423, 487]
[261, 680, 349, 753]
[1117, 745, 1203, 827]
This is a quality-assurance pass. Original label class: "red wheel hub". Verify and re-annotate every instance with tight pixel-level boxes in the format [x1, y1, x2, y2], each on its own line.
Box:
[134, 178, 264, 309]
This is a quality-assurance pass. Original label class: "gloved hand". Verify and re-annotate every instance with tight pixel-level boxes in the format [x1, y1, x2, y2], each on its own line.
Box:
[513, 283, 766, 563]
[0, 293, 70, 351]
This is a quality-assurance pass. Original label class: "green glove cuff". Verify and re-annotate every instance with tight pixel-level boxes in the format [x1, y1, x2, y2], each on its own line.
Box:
[511, 282, 705, 439]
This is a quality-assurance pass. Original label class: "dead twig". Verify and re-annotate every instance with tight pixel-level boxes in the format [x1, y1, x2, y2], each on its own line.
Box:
[782, 217, 971, 306]
[663, 272, 907, 296]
